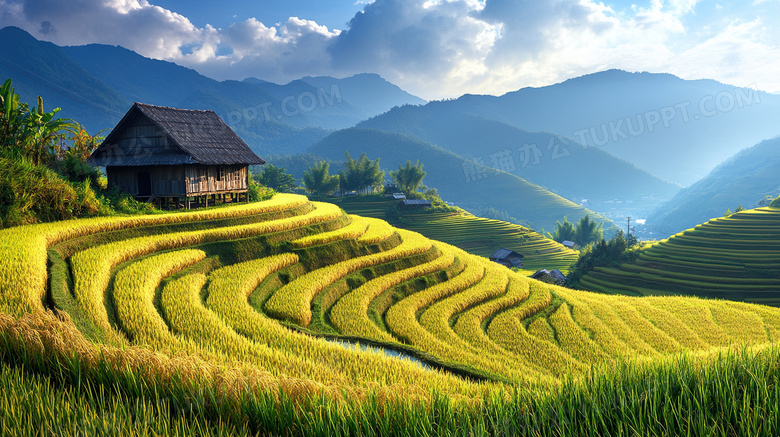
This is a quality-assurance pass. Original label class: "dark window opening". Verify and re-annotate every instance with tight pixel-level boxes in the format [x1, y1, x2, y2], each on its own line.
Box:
[137, 172, 152, 196]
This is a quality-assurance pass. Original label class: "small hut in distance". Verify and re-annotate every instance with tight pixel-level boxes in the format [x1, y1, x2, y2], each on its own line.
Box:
[489, 248, 524, 268]
[562, 240, 577, 250]
[88, 103, 265, 208]
[531, 268, 567, 285]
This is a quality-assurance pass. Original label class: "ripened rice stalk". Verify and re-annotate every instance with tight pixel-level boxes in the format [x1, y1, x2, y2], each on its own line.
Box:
[547, 303, 609, 364]
[554, 293, 633, 359]
[162, 271, 349, 381]
[205, 254, 472, 390]
[486, 282, 584, 376]
[600, 296, 682, 353]
[264, 229, 434, 326]
[526, 318, 552, 342]
[418, 260, 509, 353]
[0, 194, 307, 315]
[414, 260, 546, 380]
[451, 277, 531, 358]
[113, 249, 206, 347]
[357, 217, 397, 245]
[707, 303, 767, 344]
[162, 273, 257, 359]
[330, 244, 455, 342]
[383, 254, 545, 381]
[625, 297, 708, 350]
[290, 215, 369, 248]
[555, 289, 658, 356]
[71, 202, 341, 337]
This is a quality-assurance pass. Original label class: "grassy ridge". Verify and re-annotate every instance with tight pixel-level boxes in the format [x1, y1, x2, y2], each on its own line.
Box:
[2, 195, 780, 434]
[580, 207, 780, 305]
[324, 195, 578, 274]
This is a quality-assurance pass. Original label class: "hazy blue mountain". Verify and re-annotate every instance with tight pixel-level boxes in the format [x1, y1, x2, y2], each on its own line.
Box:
[357, 104, 680, 218]
[301, 73, 427, 117]
[62, 43, 218, 108]
[0, 26, 129, 130]
[62, 43, 365, 130]
[309, 128, 619, 235]
[443, 70, 780, 185]
[0, 26, 425, 155]
[647, 137, 780, 235]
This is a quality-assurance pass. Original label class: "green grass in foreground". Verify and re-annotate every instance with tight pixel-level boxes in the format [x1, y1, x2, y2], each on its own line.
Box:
[2, 313, 779, 436]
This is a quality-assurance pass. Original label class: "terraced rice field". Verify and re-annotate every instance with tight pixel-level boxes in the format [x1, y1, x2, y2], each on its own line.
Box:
[3, 194, 780, 434]
[580, 207, 780, 305]
[326, 196, 577, 274]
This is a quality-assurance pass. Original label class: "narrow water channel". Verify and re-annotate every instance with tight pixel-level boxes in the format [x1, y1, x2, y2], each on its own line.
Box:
[325, 338, 431, 370]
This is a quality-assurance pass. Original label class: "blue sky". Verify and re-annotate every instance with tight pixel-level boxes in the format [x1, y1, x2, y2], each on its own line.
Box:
[1, 0, 778, 99]
[152, 0, 366, 31]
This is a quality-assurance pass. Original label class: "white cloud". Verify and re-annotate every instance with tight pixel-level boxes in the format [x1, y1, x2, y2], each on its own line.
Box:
[327, 0, 498, 96]
[0, 0, 778, 99]
[2, 0, 203, 59]
[663, 18, 780, 92]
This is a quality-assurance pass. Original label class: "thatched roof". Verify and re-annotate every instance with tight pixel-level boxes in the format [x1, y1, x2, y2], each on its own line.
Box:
[88, 103, 265, 167]
[489, 248, 524, 261]
[531, 268, 566, 284]
[400, 199, 432, 207]
[489, 248, 524, 268]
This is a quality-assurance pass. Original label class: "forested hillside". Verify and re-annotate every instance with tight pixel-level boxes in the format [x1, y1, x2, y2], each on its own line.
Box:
[310, 128, 619, 234]
[648, 137, 780, 234]
[358, 104, 680, 215]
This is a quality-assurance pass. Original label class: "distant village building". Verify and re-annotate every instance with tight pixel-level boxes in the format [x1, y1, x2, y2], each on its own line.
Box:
[400, 199, 431, 208]
[88, 103, 264, 208]
[531, 268, 567, 285]
[392, 193, 407, 200]
[489, 248, 524, 268]
[562, 240, 577, 250]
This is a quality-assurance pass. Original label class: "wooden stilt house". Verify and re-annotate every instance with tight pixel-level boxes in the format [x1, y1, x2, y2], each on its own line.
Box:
[88, 103, 265, 208]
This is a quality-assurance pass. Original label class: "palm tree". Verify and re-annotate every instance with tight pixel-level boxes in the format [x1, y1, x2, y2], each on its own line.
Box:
[1, 79, 75, 165]
[574, 214, 604, 246]
[303, 161, 339, 196]
[552, 216, 576, 243]
[390, 160, 426, 194]
[339, 151, 384, 194]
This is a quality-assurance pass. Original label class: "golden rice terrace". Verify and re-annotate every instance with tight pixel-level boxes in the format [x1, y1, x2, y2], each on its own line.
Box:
[581, 207, 780, 306]
[2, 193, 779, 397]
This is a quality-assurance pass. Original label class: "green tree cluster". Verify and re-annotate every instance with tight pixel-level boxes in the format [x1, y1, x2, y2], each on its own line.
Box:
[53, 123, 107, 184]
[255, 164, 296, 193]
[338, 152, 384, 194]
[724, 204, 745, 217]
[1, 79, 75, 165]
[0, 78, 194, 227]
[771, 196, 780, 208]
[550, 214, 603, 246]
[302, 161, 339, 196]
[567, 230, 639, 288]
[474, 206, 521, 225]
[390, 160, 426, 194]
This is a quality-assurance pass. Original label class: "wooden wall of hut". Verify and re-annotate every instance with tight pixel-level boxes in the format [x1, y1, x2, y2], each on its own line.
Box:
[106, 164, 248, 198]
[185, 165, 247, 195]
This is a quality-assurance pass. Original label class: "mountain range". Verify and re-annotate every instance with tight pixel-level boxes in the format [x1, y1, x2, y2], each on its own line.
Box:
[647, 136, 780, 235]
[0, 26, 425, 156]
[309, 128, 619, 234]
[4, 25, 780, 239]
[357, 103, 680, 217]
[426, 70, 780, 186]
